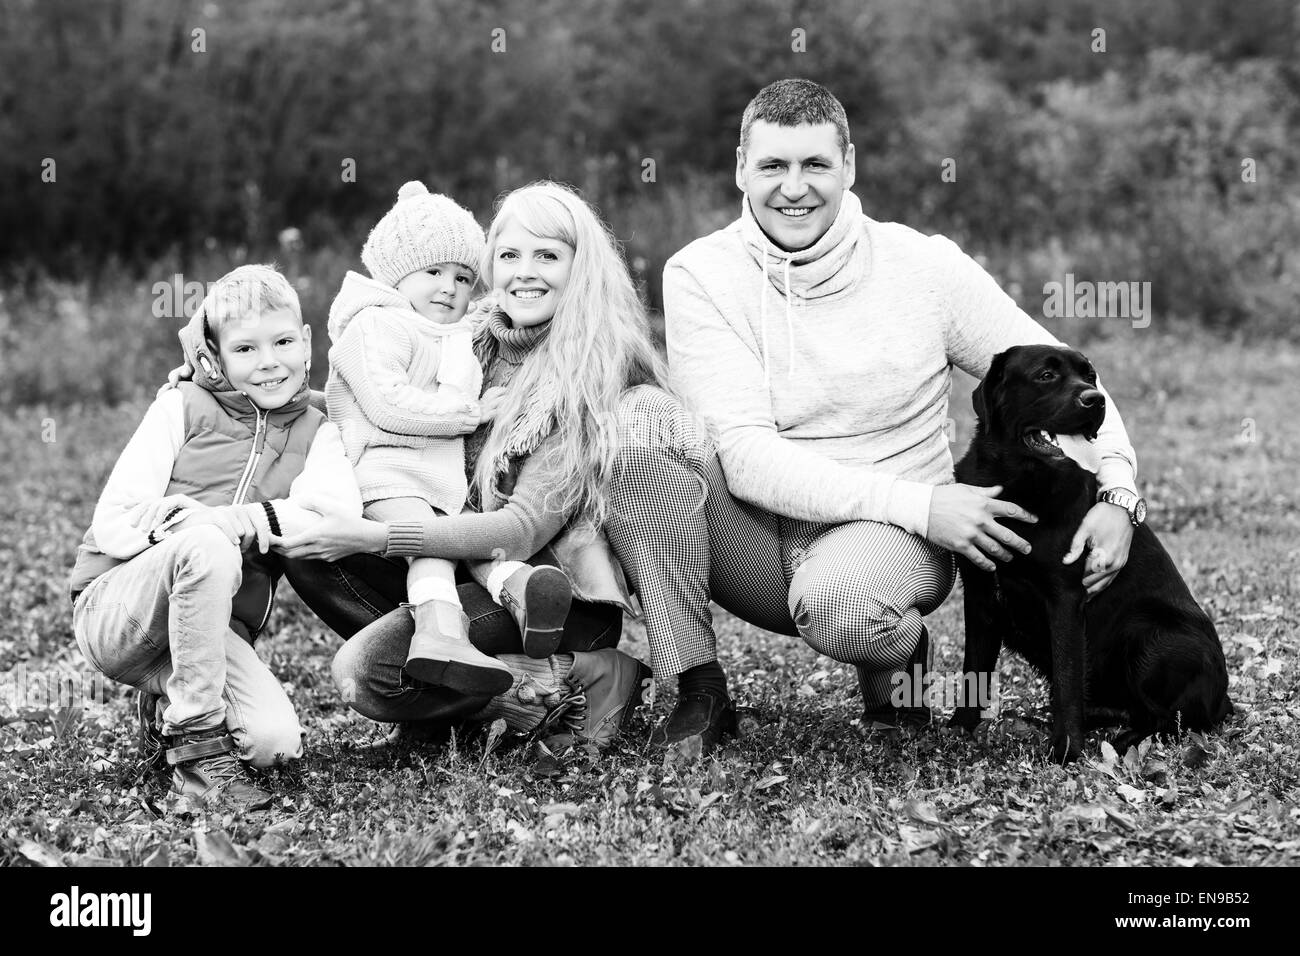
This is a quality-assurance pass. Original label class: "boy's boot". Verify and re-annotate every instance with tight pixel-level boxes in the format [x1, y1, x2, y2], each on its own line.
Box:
[860, 625, 932, 730]
[498, 565, 572, 659]
[165, 727, 273, 811]
[403, 600, 513, 697]
[136, 690, 168, 777]
[539, 648, 652, 753]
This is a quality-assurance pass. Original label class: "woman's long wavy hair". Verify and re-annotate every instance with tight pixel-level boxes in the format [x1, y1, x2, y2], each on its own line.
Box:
[474, 181, 673, 528]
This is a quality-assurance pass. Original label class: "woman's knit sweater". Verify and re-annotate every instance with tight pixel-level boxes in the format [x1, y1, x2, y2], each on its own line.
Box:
[385, 313, 570, 560]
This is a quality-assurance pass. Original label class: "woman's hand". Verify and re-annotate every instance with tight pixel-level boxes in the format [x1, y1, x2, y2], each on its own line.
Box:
[157, 359, 195, 396]
[1063, 501, 1134, 597]
[172, 504, 262, 549]
[271, 493, 388, 561]
[128, 494, 204, 534]
[926, 484, 1038, 572]
[478, 386, 508, 424]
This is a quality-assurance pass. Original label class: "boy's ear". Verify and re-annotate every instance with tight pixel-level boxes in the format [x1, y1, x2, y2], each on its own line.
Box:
[301, 323, 312, 348]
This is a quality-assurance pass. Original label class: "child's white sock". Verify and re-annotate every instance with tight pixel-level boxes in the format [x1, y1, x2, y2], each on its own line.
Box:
[407, 555, 461, 607]
[485, 560, 529, 604]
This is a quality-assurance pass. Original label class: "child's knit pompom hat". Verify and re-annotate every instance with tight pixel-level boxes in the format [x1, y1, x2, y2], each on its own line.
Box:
[361, 181, 486, 287]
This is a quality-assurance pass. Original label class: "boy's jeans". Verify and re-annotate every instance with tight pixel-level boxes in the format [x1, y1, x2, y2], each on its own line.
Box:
[72, 525, 303, 767]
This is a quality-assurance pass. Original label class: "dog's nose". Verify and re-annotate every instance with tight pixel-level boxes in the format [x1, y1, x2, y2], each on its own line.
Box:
[1078, 388, 1104, 409]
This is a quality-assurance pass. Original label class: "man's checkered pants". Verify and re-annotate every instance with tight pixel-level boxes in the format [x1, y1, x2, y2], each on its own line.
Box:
[609, 385, 956, 705]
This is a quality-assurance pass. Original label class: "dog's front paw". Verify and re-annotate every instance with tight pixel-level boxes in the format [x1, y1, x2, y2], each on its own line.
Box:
[1048, 731, 1082, 764]
[949, 706, 984, 733]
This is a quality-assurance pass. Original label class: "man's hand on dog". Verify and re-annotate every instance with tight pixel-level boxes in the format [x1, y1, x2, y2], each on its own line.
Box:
[927, 484, 1037, 572]
[1063, 501, 1134, 597]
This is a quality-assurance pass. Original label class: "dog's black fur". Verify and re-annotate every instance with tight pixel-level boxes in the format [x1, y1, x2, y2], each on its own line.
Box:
[950, 344, 1231, 762]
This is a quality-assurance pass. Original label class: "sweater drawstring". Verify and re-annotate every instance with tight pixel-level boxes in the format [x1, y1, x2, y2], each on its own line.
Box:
[784, 257, 794, 381]
[757, 250, 797, 387]
[759, 254, 770, 388]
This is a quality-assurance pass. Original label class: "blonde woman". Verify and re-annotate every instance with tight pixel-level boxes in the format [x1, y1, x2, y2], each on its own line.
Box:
[276, 181, 732, 752]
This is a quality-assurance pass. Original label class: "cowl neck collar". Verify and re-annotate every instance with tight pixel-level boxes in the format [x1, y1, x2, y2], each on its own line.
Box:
[739, 188, 867, 300]
[484, 309, 552, 363]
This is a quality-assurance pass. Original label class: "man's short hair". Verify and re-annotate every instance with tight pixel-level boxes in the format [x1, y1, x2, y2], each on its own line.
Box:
[200, 263, 302, 342]
[739, 78, 851, 156]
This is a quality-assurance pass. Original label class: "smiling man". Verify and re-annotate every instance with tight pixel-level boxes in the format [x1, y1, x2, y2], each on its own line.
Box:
[661, 78, 1144, 743]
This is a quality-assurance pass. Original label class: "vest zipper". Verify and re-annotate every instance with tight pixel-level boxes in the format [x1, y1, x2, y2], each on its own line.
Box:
[232, 395, 268, 505]
[255, 586, 275, 636]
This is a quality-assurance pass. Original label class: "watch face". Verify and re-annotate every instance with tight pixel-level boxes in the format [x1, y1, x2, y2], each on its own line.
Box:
[1133, 498, 1147, 524]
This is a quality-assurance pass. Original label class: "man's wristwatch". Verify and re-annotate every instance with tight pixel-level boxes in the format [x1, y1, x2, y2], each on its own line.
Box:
[1097, 489, 1147, 527]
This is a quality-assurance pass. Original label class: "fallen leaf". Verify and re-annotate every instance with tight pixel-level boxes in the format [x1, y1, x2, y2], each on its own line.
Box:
[17, 839, 64, 867]
[142, 845, 169, 867]
[506, 820, 534, 843]
[193, 829, 248, 867]
[1116, 783, 1146, 804]
[1099, 740, 1119, 768]
[1058, 803, 1108, 826]
[482, 718, 507, 761]
[1103, 805, 1137, 831]
[898, 824, 944, 854]
[755, 775, 788, 791]
[905, 798, 949, 829]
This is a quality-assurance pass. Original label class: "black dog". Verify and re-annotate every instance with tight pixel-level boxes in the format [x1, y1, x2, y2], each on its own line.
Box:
[950, 344, 1231, 762]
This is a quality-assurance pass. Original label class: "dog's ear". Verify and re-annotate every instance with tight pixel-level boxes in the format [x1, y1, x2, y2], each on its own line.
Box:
[973, 349, 1010, 432]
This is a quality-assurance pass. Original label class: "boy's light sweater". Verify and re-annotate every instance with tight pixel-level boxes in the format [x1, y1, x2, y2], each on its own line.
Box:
[90, 388, 361, 559]
[663, 190, 1138, 539]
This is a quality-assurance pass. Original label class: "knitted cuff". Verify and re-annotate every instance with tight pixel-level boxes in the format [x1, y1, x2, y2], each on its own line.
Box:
[385, 521, 426, 557]
[147, 505, 185, 546]
[260, 501, 282, 537]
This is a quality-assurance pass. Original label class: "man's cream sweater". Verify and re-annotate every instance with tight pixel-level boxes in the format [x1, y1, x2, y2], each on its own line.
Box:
[663, 190, 1138, 539]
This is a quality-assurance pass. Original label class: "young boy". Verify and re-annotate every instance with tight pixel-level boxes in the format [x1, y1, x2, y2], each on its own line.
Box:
[69, 264, 362, 810]
[326, 181, 572, 698]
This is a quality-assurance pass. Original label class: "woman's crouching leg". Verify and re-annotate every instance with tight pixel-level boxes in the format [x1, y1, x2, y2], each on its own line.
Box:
[330, 606, 490, 726]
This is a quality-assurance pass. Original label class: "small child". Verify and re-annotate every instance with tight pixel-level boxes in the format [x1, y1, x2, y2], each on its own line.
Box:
[327, 182, 573, 698]
[69, 264, 363, 809]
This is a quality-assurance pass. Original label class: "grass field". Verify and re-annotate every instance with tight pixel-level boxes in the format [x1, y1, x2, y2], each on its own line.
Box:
[1, 327, 1297, 866]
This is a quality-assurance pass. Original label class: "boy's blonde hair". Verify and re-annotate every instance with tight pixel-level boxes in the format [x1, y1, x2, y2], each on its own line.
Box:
[200, 264, 302, 343]
[476, 182, 673, 526]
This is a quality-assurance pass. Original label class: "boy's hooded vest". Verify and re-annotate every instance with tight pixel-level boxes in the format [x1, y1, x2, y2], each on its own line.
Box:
[69, 309, 323, 638]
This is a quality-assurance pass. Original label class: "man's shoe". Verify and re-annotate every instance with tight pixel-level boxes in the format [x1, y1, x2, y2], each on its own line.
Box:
[165, 727, 273, 811]
[859, 625, 932, 731]
[499, 565, 572, 659]
[648, 691, 737, 754]
[540, 648, 652, 752]
[860, 702, 933, 731]
[404, 600, 513, 696]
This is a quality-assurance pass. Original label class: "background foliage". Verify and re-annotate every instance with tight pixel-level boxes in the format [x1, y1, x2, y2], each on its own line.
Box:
[1, 0, 1298, 406]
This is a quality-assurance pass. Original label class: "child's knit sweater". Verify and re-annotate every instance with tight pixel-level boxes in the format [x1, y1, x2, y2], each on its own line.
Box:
[326, 270, 483, 513]
[385, 314, 569, 560]
[663, 190, 1138, 539]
